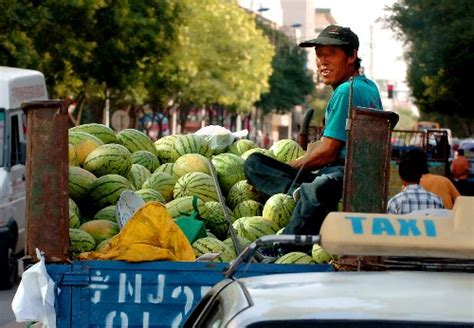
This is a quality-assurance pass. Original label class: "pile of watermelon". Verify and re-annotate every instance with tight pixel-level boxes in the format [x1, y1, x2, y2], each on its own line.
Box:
[68, 123, 335, 264]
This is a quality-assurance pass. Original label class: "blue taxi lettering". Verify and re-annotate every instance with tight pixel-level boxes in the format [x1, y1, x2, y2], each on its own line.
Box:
[397, 219, 421, 236]
[345, 216, 438, 237]
[372, 218, 396, 236]
[345, 216, 366, 234]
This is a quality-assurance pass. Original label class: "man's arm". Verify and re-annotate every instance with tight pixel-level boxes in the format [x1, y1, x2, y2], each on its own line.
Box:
[289, 137, 343, 171]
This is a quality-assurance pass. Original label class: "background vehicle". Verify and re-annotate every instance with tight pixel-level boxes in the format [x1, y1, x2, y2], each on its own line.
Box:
[0, 66, 47, 289]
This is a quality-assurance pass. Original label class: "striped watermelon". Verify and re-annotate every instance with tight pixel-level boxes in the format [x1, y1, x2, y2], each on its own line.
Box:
[173, 153, 211, 177]
[69, 198, 80, 228]
[69, 228, 96, 258]
[95, 238, 111, 252]
[222, 236, 252, 257]
[173, 172, 218, 202]
[241, 148, 275, 160]
[226, 180, 261, 209]
[68, 131, 104, 165]
[69, 123, 118, 144]
[312, 244, 334, 264]
[154, 162, 175, 176]
[275, 251, 316, 264]
[174, 134, 211, 157]
[262, 193, 296, 229]
[154, 135, 180, 163]
[142, 172, 177, 202]
[93, 205, 118, 223]
[192, 237, 234, 262]
[127, 163, 151, 190]
[117, 129, 158, 155]
[131, 150, 160, 173]
[88, 174, 134, 208]
[211, 153, 245, 193]
[69, 166, 97, 202]
[136, 188, 166, 203]
[201, 201, 232, 240]
[228, 139, 257, 156]
[69, 143, 79, 166]
[270, 139, 305, 163]
[83, 144, 132, 177]
[232, 216, 279, 242]
[233, 200, 263, 220]
[165, 196, 208, 220]
[79, 219, 120, 244]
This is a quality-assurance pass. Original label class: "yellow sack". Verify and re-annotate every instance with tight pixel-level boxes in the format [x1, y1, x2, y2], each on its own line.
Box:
[78, 201, 196, 262]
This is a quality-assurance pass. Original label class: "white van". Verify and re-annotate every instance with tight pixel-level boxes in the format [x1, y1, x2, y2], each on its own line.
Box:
[0, 67, 47, 289]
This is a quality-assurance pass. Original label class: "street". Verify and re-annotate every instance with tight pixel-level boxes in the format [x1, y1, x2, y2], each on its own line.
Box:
[0, 282, 23, 328]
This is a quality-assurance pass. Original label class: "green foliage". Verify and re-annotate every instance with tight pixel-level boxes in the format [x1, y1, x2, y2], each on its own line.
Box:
[256, 22, 314, 114]
[386, 0, 474, 119]
[171, 0, 274, 112]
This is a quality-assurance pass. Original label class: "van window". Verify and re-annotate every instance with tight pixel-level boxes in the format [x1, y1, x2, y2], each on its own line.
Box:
[0, 110, 4, 167]
[10, 114, 26, 165]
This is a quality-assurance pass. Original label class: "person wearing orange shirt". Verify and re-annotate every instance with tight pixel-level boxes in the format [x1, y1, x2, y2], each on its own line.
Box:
[451, 149, 469, 180]
[408, 149, 459, 209]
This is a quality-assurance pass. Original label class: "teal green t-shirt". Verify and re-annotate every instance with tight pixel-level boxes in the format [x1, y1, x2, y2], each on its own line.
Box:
[323, 75, 383, 159]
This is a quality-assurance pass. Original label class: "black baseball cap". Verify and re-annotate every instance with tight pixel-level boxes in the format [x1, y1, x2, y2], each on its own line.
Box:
[299, 24, 359, 50]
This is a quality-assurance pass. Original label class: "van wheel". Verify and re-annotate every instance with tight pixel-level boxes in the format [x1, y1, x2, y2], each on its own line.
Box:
[0, 240, 16, 290]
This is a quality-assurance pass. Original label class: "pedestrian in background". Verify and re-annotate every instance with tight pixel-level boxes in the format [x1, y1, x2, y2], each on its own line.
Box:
[451, 149, 474, 196]
[388, 150, 444, 215]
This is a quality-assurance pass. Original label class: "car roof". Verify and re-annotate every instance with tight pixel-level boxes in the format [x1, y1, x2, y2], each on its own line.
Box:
[228, 271, 474, 326]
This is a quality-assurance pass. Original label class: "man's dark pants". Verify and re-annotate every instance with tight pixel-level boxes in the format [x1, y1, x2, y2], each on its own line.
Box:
[244, 153, 344, 236]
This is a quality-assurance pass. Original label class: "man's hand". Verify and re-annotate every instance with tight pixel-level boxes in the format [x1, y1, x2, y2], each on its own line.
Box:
[289, 137, 343, 171]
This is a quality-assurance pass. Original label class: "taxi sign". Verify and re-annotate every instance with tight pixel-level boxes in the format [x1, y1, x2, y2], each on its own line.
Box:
[320, 196, 474, 259]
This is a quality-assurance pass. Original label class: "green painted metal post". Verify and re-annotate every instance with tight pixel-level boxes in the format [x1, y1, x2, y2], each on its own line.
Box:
[23, 100, 69, 262]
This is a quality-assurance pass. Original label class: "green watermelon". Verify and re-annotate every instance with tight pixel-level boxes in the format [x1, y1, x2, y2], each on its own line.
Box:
[228, 139, 257, 156]
[241, 148, 275, 160]
[312, 244, 334, 264]
[136, 188, 166, 203]
[83, 144, 132, 177]
[142, 172, 177, 202]
[165, 196, 208, 220]
[154, 135, 180, 163]
[69, 198, 81, 228]
[233, 200, 263, 220]
[192, 237, 234, 262]
[131, 150, 160, 173]
[222, 236, 252, 257]
[117, 129, 158, 155]
[154, 162, 175, 176]
[88, 174, 134, 208]
[275, 251, 315, 264]
[69, 228, 96, 258]
[173, 172, 218, 202]
[69, 166, 97, 202]
[174, 134, 211, 157]
[69, 123, 118, 144]
[232, 216, 279, 242]
[270, 139, 305, 163]
[93, 205, 118, 223]
[127, 163, 151, 190]
[68, 131, 104, 165]
[226, 180, 260, 209]
[262, 193, 296, 229]
[211, 153, 245, 193]
[201, 201, 233, 240]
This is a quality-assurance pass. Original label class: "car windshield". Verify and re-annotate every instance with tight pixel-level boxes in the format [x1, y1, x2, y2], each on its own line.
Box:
[0, 110, 5, 167]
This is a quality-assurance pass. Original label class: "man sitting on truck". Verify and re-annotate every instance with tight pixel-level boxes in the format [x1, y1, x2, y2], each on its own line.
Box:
[244, 25, 383, 244]
[387, 150, 444, 215]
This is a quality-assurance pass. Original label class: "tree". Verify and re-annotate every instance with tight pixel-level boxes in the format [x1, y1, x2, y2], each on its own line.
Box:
[256, 23, 314, 114]
[171, 0, 274, 113]
[385, 0, 474, 124]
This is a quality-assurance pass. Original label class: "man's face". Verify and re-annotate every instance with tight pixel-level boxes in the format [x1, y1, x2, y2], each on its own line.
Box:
[316, 45, 356, 88]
